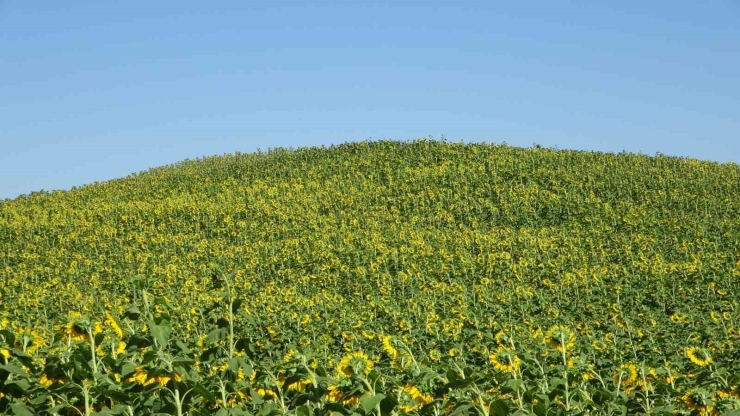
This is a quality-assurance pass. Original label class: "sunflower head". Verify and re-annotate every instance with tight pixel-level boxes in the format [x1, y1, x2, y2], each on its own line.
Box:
[683, 390, 714, 414]
[494, 330, 514, 347]
[489, 347, 521, 374]
[337, 351, 374, 377]
[381, 335, 399, 359]
[65, 317, 90, 342]
[398, 384, 433, 412]
[545, 325, 576, 351]
[283, 349, 299, 363]
[614, 363, 638, 385]
[686, 347, 712, 367]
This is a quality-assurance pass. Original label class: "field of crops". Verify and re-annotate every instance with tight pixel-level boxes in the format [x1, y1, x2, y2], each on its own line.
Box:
[1, 139, 739, 415]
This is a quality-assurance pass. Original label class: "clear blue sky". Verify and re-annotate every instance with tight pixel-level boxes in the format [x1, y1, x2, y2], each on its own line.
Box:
[1, 1, 739, 200]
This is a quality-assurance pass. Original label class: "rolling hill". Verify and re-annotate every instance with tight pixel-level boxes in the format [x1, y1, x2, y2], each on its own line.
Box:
[1, 139, 738, 415]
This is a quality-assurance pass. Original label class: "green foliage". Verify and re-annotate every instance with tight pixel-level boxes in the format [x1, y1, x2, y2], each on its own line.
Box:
[1, 139, 739, 414]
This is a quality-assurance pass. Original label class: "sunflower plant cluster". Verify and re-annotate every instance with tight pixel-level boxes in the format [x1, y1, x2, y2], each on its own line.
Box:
[1, 139, 740, 415]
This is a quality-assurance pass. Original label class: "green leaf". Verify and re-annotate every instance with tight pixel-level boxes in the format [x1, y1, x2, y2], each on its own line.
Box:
[175, 340, 191, 354]
[126, 335, 151, 349]
[28, 394, 49, 406]
[257, 403, 278, 416]
[4, 379, 31, 395]
[228, 357, 241, 373]
[651, 406, 676, 415]
[503, 379, 523, 393]
[489, 399, 510, 416]
[193, 384, 218, 403]
[122, 306, 141, 320]
[448, 404, 475, 416]
[9, 402, 35, 416]
[297, 405, 311, 416]
[549, 377, 566, 388]
[360, 393, 386, 413]
[445, 379, 473, 389]
[232, 298, 243, 313]
[0, 363, 28, 377]
[150, 319, 171, 347]
[206, 327, 225, 344]
[121, 362, 137, 378]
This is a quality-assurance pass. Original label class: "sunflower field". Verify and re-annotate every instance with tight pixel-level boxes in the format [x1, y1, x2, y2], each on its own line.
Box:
[1, 139, 739, 415]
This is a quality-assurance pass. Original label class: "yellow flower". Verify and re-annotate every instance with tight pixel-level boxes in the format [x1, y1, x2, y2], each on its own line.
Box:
[66, 321, 89, 342]
[0, 348, 10, 359]
[399, 384, 433, 412]
[127, 367, 150, 385]
[715, 387, 740, 399]
[39, 374, 54, 387]
[326, 384, 343, 402]
[592, 339, 608, 352]
[489, 347, 521, 374]
[154, 375, 171, 386]
[284, 375, 313, 391]
[326, 384, 362, 405]
[494, 329, 513, 346]
[126, 367, 181, 386]
[683, 390, 714, 416]
[105, 311, 124, 338]
[381, 335, 399, 359]
[283, 349, 297, 362]
[614, 363, 637, 385]
[336, 351, 374, 377]
[545, 325, 576, 351]
[686, 347, 712, 367]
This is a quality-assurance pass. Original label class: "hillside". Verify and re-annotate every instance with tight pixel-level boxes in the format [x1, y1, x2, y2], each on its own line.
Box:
[1, 139, 739, 415]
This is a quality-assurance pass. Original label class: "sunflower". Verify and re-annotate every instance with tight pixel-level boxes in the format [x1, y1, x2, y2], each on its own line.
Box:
[399, 384, 434, 412]
[104, 311, 124, 338]
[283, 349, 298, 363]
[126, 367, 181, 386]
[65, 320, 89, 342]
[494, 329, 513, 346]
[634, 367, 658, 392]
[127, 367, 150, 385]
[381, 335, 399, 359]
[614, 363, 637, 385]
[281, 374, 313, 392]
[337, 351, 374, 377]
[545, 325, 576, 351]
[592, 339, 608, 352]
[326, 384, 343, 402]
[326, 384, 361, 405]
[715, 386, 740, 399]
[686, 347, 712, 367]
[683, 390, 715, 416]
[489, 346, 521, 374]
[39, 373, 65, 387]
